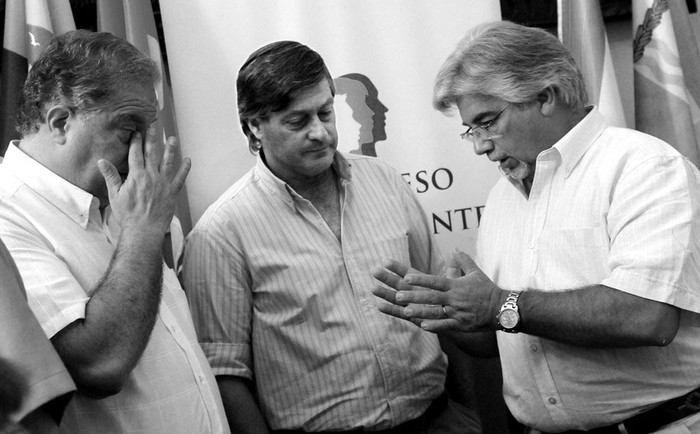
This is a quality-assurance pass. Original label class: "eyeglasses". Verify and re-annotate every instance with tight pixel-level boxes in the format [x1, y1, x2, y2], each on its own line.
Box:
[460, 104, 510, 143]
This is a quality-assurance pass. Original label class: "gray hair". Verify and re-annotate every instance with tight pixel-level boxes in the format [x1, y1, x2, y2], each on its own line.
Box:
[433, 21, 587, 113]
[17, 29, 159, 135]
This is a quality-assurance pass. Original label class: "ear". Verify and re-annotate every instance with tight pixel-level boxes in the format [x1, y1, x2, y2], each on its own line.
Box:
[46, 105, 73, 145]
[246, 118, 263, 142]
[535, 87, 557, 116]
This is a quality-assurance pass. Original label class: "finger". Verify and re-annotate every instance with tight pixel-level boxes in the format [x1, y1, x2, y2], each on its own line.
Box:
[419, 318, 461, 333]
[170, 157, 191, 192]
[445, 249, 465, 278]
[98, 159, 122, 197]
[453, 250, 480, 276]
[383, 259, 412, 278]
[128, 132, 145, 173]
[371, 284, 407, 306]
[376, 298, 424, 328]
[160, 136, 178, 177]
[395, 288, 448, 306]
[445, 264, 461, 279]
[143, 126, 160, 172]
[403, 303, 448, 320]
[376, 300, 412, 319]
[403, 273, 451, 292]
[372, 266, 411, 292]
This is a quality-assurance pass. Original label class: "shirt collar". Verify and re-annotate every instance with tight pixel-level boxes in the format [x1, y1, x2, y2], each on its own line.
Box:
[550, 106, 607, 178]
[4, 141, 98, 229]
[254, 150, 353, 205]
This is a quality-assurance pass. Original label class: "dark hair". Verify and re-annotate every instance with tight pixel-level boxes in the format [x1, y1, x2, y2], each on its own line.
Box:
[236, 40, 334, 153]
[16, 29, 159, 135]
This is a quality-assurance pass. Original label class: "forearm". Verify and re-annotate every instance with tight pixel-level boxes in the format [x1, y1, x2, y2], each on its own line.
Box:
[382, 256, 682, 350]
[217, 376, 269, 434]
[52, 225, 166, 397]
[515, 284, 680, 348]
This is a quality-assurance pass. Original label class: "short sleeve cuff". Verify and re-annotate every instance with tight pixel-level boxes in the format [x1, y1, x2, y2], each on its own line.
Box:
[13, 369, 75, 422]
[43, 300, 88, 339]
[603, 269, 700, 314]
[200, 342, 253, 380]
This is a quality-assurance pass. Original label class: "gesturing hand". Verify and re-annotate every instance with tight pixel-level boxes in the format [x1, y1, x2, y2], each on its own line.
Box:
[98, 127, 191, 235]
[372, 249, 503, 333]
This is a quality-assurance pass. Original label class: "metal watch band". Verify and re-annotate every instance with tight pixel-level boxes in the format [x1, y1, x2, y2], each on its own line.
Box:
[497, 291, 521, 333]
[502, 292, 520, 310]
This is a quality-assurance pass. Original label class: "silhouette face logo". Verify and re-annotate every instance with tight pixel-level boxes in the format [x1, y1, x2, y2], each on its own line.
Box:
[334, 73, 388, 157]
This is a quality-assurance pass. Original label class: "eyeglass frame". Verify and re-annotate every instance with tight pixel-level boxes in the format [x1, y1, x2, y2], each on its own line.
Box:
[459, 104, 510, 143]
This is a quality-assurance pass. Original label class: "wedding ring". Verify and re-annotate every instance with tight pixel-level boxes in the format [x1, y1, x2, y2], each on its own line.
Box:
[441, 305, 447, 319]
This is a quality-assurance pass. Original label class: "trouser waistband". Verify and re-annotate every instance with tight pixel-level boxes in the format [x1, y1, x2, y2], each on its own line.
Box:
[275, 391, 448, 434]
[541, 386, 700, 434]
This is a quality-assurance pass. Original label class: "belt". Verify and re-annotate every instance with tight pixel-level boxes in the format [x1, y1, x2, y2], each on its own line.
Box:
[547, 386, 700, 434]
[275, 392, 448, 434]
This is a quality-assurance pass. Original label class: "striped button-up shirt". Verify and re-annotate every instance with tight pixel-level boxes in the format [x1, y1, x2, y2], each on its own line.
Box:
[183, 152, 447, 431]
[477, 108, 700, 432]
[0, 143, 229, 434]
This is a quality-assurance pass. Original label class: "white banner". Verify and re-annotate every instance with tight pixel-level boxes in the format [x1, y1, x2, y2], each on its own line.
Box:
[160, 0, 502, 256]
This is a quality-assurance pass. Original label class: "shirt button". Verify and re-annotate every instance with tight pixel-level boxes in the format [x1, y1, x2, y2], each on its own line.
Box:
[530, 345, 538, 352]
[199, 375, 205, 383]
[528, 242, 535, 249]
[548, 397, 557, 405]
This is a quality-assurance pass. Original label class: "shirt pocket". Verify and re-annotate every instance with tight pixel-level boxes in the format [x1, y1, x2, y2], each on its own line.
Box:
[538, 227, 610, 288]
[369, 234, 411, 267]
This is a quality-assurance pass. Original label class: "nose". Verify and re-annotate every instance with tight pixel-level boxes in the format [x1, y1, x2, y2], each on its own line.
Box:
[473, 137, 494, 156]
[308, 116, 331, 141]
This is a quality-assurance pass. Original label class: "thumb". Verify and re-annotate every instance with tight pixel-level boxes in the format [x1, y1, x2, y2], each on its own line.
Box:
[450, 248, 479, 276]
[445, 249, 464, 278]
[98, 159, 122, 197]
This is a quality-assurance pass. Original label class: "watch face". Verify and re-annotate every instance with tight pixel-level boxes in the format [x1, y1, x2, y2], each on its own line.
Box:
[499, 309, 519, 329]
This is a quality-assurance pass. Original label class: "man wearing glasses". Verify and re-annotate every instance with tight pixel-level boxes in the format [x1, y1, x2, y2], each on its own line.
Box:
[373, 21, 700, 433]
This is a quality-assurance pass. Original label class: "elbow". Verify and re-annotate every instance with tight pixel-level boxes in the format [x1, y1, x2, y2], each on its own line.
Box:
[70, 362, 130, 398]
[638, 304, 681, 347]
[648, 322, 679, 347]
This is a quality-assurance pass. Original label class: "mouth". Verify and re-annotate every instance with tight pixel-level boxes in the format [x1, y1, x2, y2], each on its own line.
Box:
[493, 156, 519, 169]
[498, 158, 531, 180]
[488, 153, 510, 165]
[307, 145, 332, 154]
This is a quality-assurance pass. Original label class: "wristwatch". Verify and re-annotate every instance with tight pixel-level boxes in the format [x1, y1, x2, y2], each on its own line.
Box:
[496, 292, 521, 333]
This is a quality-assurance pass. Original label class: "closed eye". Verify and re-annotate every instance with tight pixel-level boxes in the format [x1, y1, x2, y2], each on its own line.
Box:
[318, 109, 333, 122]
[286, 117, 307, 129]
[460, 127, 475, 140]
[118, 129, 135, 144]
[481, 118, 497, 130]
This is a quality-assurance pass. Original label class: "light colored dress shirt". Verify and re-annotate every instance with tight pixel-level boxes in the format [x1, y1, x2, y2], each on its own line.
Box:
[477, 107, 700, 432]
[184, 152, 447, 431]
[0, 143, 229, 434]
[0, 237, 75, 423]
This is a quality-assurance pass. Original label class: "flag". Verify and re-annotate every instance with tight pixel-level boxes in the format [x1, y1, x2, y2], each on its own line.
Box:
[558, 0, 627, 127]
[633, 0, 700, 167]
[0, 0, 74, 156]
[98, 0, 193, 263]
[1, 0, 27, 157]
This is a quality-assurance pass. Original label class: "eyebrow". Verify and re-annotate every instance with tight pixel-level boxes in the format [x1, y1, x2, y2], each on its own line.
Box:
[284, 97, 335, 118]
[462, 107, 502, 127]
[110, 113, 155, 129]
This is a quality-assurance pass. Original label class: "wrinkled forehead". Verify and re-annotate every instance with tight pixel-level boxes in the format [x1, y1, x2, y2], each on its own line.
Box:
[101, 84, 159, 124]
[456, 94, 502, 125]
